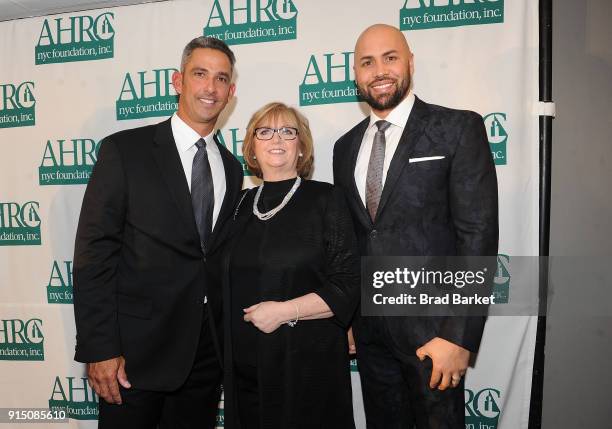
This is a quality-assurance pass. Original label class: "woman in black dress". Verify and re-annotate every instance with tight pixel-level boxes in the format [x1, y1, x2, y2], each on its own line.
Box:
[214, 102, 360, 429]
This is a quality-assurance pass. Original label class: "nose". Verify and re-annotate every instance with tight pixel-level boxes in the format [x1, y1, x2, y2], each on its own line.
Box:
[374, 60, 387, 78]
[270, 130, 282, 143]
[203, 75, 216, 93]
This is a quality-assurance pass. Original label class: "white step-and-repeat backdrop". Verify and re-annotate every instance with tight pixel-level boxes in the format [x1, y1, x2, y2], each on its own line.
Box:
[0, 0, 539, 427]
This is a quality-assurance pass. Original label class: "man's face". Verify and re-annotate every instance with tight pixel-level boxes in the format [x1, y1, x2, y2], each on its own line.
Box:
[172, 48, 235, 134]
[354, 26, 413, 116]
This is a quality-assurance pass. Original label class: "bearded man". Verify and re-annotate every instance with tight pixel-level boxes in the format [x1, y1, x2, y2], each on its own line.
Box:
[333, 24, 499, 429]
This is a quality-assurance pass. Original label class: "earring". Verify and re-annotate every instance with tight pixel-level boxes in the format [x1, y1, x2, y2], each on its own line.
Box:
[298, 153, 303, 157]
[253, 155, 257, 160]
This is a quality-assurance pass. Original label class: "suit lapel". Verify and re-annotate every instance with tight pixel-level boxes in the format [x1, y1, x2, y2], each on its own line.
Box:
[376, 96, 429, 219]
[207, 134, 240, 254]
[151, 119, 199, 239]
[347, 118, 373, 229]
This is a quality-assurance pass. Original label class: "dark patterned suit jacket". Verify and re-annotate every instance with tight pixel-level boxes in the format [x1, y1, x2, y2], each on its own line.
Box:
[333, 96, 498, 354]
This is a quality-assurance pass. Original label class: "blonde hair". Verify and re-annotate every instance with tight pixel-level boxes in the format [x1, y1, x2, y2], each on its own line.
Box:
[242, 102, 314, 178]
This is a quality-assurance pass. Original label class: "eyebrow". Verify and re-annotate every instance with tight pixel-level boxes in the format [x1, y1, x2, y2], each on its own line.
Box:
[358, 49, 399, 61]
[382, 50, 399, 57]
[191, 67, 231, 79]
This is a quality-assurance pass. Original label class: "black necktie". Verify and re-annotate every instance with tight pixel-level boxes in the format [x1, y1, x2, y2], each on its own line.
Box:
[191, 138, 214, 253]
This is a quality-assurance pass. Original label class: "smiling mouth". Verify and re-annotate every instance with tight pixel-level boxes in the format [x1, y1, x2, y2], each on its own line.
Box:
[369, 80, 396, 91]
[268, 149, 286, 154]
[198, 97, 216, 105]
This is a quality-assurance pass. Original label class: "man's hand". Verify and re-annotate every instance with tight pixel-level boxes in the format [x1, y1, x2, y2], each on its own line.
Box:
[87, 356, 131, 404]
[244, 301, 291, 333]
[347, 327, 356, 354]
[416, 337, 469, 391]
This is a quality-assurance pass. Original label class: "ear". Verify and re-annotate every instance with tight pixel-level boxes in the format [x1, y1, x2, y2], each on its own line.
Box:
[172, 70, 183, 95]
[352, 64, 360, 88]
[228, 82, 236, 100]
[408, 52, 415, 77]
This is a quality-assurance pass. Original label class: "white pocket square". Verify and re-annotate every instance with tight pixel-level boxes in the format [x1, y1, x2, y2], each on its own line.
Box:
[409, 156, 445, 163]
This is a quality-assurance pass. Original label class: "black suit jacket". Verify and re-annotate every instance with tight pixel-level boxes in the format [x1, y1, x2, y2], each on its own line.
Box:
[73, 118, 243, 391]
[333, 96, 498, 354]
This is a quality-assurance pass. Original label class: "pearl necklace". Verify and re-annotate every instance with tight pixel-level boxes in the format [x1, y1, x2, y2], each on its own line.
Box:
[253, 177, 302, 221]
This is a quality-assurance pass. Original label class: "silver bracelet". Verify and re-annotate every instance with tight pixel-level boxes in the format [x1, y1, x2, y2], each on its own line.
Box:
[287, 302, 299, 327]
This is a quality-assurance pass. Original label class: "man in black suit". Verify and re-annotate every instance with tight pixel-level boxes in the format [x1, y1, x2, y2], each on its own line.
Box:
[333, 25, 498, 428]
[73, 36, 243, 429]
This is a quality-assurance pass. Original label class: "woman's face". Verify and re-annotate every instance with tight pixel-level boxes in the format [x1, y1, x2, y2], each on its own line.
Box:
[253, 114, 301, 181]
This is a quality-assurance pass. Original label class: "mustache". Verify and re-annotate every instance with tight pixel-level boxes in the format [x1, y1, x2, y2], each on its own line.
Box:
[369, 76, 397, 86]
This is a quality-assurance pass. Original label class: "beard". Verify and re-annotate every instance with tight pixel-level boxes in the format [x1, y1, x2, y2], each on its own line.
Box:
[358, 74, 410, 111]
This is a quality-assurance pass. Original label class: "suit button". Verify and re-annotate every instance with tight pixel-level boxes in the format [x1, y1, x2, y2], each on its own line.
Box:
[202, 257, 207, 263]
[371, 229, 377, 238]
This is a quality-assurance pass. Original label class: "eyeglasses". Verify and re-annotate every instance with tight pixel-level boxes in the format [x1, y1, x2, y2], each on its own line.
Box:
[254, 127, 299, 141]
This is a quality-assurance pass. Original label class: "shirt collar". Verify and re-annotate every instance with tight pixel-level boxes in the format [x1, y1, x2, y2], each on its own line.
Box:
[171, 112, 216, 153]
[368, 91, 415, 131]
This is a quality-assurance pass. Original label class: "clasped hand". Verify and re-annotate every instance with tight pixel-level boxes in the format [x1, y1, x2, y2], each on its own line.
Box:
[243, 301, 291, 333]
[416, 337, 470, 391]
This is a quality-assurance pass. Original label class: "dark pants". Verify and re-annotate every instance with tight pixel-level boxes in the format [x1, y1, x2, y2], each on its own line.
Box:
[98, 307, 222, 429]
[234, 361, 261, 429]
[355, 317, 465, 429]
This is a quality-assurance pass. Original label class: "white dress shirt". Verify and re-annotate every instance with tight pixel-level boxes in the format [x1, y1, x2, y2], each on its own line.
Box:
[354, 91, 416, 206]
[171, 113, 226, 229]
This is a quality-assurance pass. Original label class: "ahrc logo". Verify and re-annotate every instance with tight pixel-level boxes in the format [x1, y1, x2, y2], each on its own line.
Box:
[0, 201, 42, 246]
[400, 0, 504, 31]
[493, 254, 510, 304]
[204, 0, 297, 45]
[216, 128, 252, 176]
[47, 260, 74, 304]
[39, 139, 100, 185]
[483, 112, 508, 166]
[49, 376, 98, 420]
[116, 68, 178, 120]
[35, 12, 115, 64]
[0, 318, 45, 361]
[465, 387, 501, 428]
[0, 81, 36, 128]
[299, 52, 362, 106]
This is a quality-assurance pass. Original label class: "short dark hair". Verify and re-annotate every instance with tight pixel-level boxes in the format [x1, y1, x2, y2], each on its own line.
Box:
[180, 36, 236, 73]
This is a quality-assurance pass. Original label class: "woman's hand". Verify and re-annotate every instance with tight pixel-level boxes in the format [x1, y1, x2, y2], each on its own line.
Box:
[243, 301, 293, 333]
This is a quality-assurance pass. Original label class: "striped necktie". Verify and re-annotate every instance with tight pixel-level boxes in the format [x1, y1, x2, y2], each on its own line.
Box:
[191, 137, 215, 252]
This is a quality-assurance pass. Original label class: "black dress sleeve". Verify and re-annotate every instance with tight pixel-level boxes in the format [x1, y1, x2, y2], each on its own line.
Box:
[315, 186, 361, 328]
